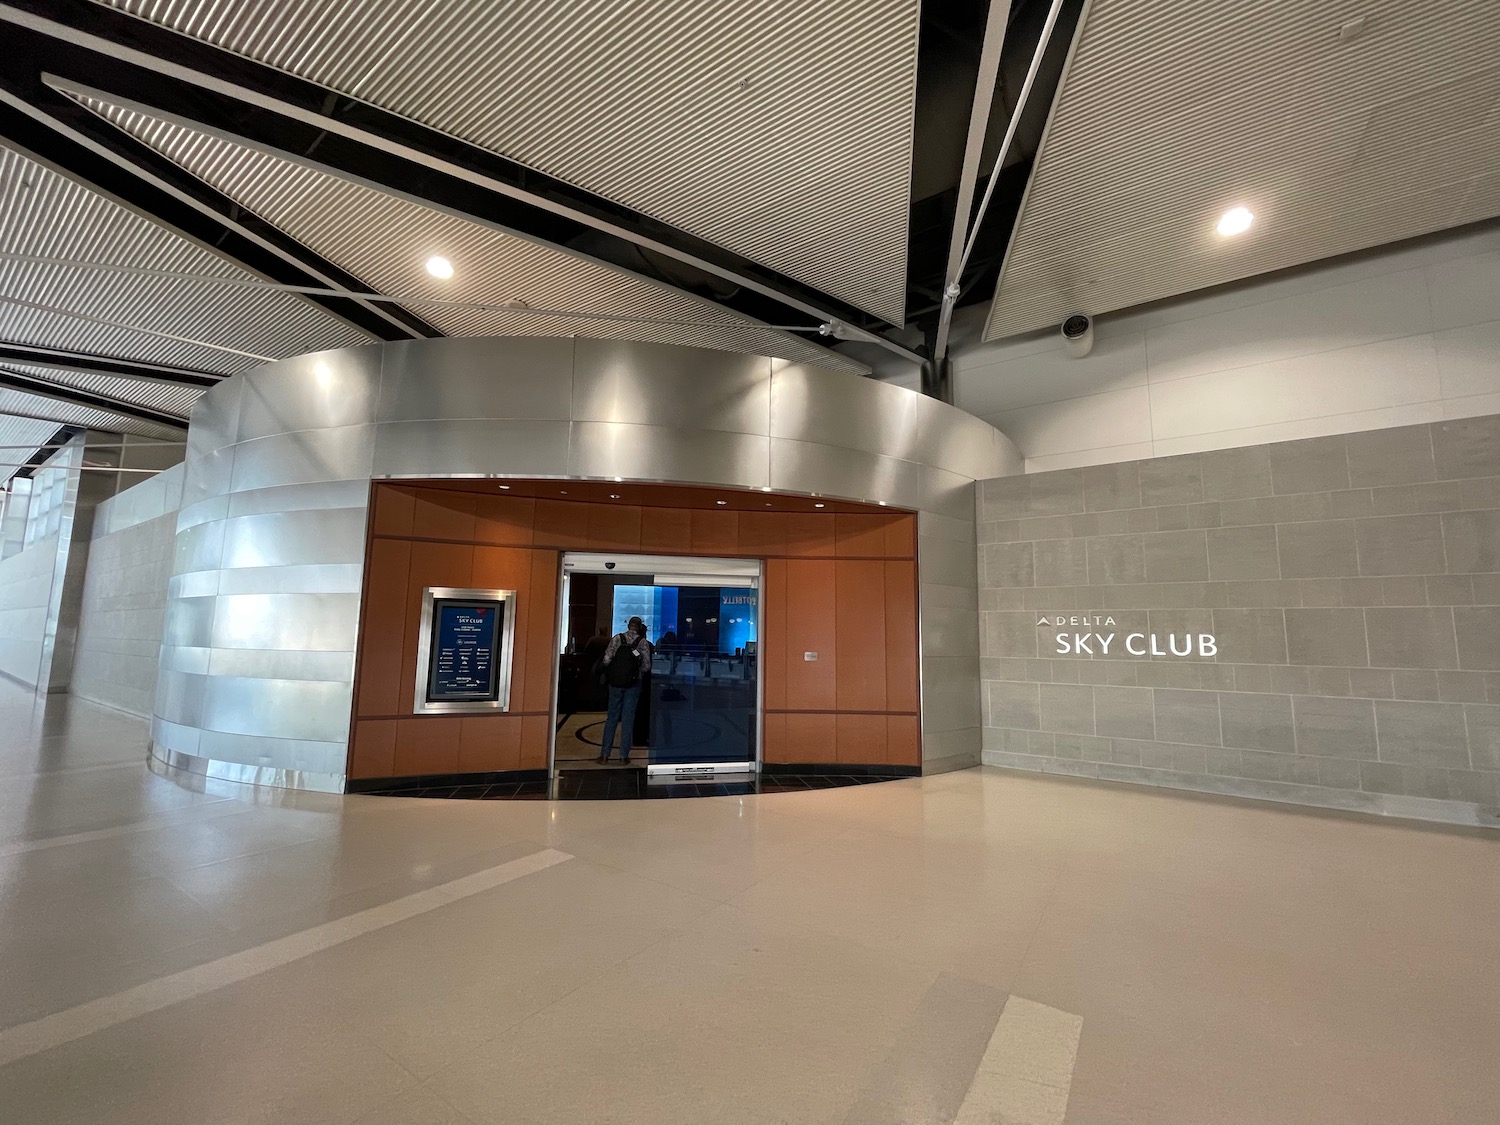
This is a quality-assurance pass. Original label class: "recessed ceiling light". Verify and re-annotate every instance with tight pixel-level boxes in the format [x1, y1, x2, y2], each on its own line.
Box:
[878, 501, 887, 507]
[609, 494, 621, 500]
[498, 484, 510, 490]
[425, 255, 454, 279]
[716, 500, 727, 506]
[760, 486, 772, 493]
[1216, 206, 1254, 237]
[559, 490, 567, 495]
[814, 502, 825, 508]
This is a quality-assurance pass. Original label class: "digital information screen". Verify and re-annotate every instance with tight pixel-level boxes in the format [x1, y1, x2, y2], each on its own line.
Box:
[425, 598, 504, 703]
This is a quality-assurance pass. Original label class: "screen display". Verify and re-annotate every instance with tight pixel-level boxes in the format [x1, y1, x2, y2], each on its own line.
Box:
[426, 598, 503, 702]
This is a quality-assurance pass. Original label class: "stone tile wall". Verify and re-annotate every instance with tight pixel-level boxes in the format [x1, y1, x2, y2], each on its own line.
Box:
[976, 415, 1500, 826]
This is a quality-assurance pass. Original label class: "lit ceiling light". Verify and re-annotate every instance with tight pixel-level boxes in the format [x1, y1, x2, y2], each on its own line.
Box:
[609, 494, 621, 500]
[1216, 206, 1254, 237]
[814, 503, 825, 508]
[716, 500, 727, 506]
[760, 486, 772, 493]
[425, 255, 454, 279]
[498, 484, 510, 490]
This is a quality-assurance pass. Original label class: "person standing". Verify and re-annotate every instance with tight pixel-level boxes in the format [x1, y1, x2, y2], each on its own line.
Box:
[598, 617, 653, 764]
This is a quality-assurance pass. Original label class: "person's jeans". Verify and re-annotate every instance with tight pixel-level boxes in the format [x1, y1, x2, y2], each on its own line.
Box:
[600, 682, 642, 760]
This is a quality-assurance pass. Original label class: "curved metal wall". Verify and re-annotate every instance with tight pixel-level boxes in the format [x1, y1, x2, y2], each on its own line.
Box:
[152, 337, 1021, 790]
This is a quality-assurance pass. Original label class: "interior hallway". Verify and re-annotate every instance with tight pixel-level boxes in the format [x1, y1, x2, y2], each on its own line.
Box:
[0, 677, 1496, 1125]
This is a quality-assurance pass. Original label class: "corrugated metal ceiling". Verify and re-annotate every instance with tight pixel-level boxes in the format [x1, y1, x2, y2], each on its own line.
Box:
[94, 0, 919, 324]
[0, 413, 64, 488]
[67, 91, 868, 374]
[0, 361, 203, 417]
[0, 145, 372, 372]
[986, 0, 1500, 340]
[0, 387, 186, 445]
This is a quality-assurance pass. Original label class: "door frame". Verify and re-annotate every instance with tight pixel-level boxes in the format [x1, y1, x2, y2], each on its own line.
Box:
[548, 552, 764, 781]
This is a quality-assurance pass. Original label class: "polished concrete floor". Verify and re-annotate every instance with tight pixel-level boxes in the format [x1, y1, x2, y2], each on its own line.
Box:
[1, 680, 1497, 1124]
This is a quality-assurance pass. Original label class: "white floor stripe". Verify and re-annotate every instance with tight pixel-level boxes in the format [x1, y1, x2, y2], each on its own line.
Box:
[953, 996, 1083, 1125]
[0, 799, 250, 857]
[0, 847, 573, 1067]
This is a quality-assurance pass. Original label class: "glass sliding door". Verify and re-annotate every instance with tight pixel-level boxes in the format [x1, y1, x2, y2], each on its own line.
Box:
[556, 553, 760, 779]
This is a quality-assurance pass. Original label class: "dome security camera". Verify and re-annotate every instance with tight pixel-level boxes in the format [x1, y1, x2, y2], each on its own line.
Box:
[605, 561, 616, 570]
[1061, 314, 1094, 358]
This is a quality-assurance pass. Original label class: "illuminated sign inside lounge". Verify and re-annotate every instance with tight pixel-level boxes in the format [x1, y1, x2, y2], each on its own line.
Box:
[1038, 615, 1217, 658]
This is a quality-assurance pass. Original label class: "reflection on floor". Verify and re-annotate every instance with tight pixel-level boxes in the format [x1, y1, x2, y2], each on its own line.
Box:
[553, 711, 620, 770]
[3, 678, 1499, 1125]
[373, 771, 905, 801]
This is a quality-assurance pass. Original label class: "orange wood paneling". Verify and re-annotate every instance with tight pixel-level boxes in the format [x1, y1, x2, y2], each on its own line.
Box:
[784, 513, 836, 556]
[836, 713, 888, 764]
[394, 717, 461, 775]
[473, 495, 535, 546]
[522, 549, 560, 713]
[783, 560, 836, 710]
[586, 503, 643, 551]
[886, 714, 920, 766]
[690, 509, 738, 553]
[884, 514, 916, 558]
[458, 715, 523, 773]
[398, 542, 475, 707]
[640, 507, 692, 552]
[762, 559, 788, 710]
[471, 546, 535, 707]
[356, 537, 412, 716]
[533, 499, 589, 548]
[761, 711, 788, 763]
[835, 514, 890, 557]
[835, 559, 887, 711]
[349, 720, 398, 778]
[371, 486, 415, 537]
[520, 714, 551, 769]
[736, 510, 787, 555]
[783, 713, 837, 764]
[411, 490, 476, 541]
[883, 560, 920, 713]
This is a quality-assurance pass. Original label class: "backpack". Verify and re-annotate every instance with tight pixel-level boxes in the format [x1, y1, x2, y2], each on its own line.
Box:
[605, 635, 642, 687]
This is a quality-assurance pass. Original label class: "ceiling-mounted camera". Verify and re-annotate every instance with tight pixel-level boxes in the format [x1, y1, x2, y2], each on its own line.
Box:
[1061, 313, 1094, 358]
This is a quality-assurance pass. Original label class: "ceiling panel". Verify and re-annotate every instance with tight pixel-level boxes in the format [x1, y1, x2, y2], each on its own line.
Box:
[0, 361, 203, 417]
[67, 91, 868, 374]
[95, 0, 919, 323]
[0, 146, 372, 372]
[986, 0, 1500, 340]
[0, 387, 185, 444]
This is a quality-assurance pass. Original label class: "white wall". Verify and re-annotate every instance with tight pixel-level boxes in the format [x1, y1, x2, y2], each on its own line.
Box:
[70, 464, 183, 716]
[0, 531, 62, 687]
[949, 223, 1500, 470]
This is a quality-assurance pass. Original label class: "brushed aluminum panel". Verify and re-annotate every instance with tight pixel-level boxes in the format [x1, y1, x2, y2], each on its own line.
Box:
[168, 571, 219, 599]
[172, 519, 225, 575]
[227, 424, 376, 492]
[207, 647, 354, 682]
[768, 437, 921, 510]
[234, 347, 383, 440]
[910, 396, 1019, 482]
[192, 731, 348, 779]
[568, 422, 771, 490]
[200, 674, 352, 742]
[770, 362, 922, 460]
[160, 594, 216, 648]
[176, 494, 230, 532]
[378, 337, 575, 422]
[372, 419, 572, 478]
[226, 478, 371, 519]
[919, 533, 981, 589]
[215, 563, 364, 596]
[921, 465, 979, 524]
[572, 339, 771, 435]
[187, 379, 243, 459]
[178, 450, 236, 511]
[155, 667, 207, 727]
[218, 508, 366, 569]
[158, 643, 211, 674]
[210, 592, 361, 651]
[150, 714, 202, 756]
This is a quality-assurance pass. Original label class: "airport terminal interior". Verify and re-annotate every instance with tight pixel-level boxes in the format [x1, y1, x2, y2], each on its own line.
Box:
[0, 1, 1497, 1122]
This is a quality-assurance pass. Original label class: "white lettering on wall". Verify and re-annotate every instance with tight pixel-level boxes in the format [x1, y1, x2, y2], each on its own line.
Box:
[1056, 632, 1219, 659]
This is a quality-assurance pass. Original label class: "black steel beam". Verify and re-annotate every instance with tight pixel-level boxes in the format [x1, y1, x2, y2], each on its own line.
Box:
[0, 0, 917, 360]
[0, 341, 222, 387]
[0, 367, 187, 428]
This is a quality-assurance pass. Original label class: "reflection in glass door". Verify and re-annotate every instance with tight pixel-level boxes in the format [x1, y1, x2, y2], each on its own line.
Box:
[555, 554, 760, 780]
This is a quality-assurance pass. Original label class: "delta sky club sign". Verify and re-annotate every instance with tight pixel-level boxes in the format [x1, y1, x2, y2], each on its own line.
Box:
[1037, 614, 1218, 657]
